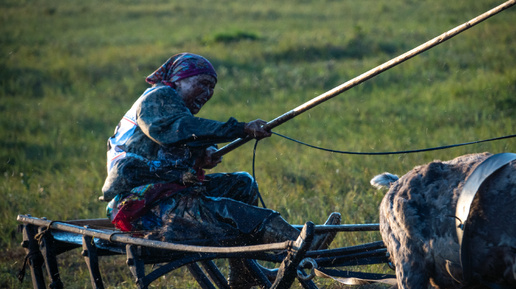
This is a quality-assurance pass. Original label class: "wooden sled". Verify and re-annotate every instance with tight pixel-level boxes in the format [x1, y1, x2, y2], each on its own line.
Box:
[17, 214, 395, 289]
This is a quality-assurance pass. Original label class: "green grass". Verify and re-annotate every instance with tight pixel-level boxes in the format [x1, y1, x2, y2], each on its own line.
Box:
[1, 0, 515, 288]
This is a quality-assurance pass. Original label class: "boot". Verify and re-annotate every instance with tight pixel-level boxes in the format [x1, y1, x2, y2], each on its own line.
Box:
[311, 212, 341, 250]
[258, 213, 341, 250]
[259, 214, 301, 244]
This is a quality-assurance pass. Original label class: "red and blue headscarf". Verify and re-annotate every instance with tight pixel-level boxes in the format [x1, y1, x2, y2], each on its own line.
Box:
[145, 53, 217, 88]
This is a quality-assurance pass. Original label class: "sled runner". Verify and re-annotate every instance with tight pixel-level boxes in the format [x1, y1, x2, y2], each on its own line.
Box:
[17, 214, 394, 289]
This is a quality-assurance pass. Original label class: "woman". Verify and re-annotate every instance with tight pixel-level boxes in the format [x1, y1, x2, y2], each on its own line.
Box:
[102, 53, 340, 288]
[103, 52, 303, 239]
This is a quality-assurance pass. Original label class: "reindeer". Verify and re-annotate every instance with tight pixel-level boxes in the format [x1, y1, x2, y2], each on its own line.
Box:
[371, 152, 516, 288]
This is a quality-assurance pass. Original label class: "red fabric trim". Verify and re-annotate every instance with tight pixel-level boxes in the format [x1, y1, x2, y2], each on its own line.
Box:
[112, 182, 187, 231]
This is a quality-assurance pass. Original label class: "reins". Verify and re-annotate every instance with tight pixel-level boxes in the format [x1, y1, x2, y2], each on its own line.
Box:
[250, 133, 516, 208]
[271, 132, 516, 155]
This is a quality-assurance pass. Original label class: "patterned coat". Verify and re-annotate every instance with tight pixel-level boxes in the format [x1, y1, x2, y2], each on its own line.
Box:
[102, 84, 247, 201]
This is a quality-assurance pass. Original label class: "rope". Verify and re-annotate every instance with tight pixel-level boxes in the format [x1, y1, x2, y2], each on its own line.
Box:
[271, 132, 516, 155]
[17, 222, 53, 283]
[17, 252, 38, 283]
[252, 139, 267, 208]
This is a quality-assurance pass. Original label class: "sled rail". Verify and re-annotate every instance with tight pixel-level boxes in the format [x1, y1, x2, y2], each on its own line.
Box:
[17, 214, 393, 289]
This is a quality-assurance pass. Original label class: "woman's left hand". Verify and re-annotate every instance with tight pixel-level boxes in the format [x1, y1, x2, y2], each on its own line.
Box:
[196, 146, 222, 169]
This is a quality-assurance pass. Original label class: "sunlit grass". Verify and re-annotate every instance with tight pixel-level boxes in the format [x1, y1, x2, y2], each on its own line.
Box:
[1, 0, 515, 287]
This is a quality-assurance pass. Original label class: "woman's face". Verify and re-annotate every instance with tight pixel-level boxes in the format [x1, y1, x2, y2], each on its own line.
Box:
[175, 74, 216, 115]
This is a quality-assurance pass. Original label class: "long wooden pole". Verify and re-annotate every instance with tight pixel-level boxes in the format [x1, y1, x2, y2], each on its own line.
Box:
[17, 214, 290, 254]
[214, 0, 516, 158]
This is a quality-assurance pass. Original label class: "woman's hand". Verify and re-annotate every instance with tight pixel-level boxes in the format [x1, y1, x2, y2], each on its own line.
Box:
[244, 119, 272, 139]
[195, 146, 222, 169]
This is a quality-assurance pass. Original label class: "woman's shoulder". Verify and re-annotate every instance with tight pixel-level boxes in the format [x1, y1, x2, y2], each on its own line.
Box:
[138, 85, 189, 115]
[145, 84, 177, 97]
[141, 85, 181, 104]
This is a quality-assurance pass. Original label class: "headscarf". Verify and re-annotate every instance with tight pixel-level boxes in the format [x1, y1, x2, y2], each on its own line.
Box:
[145, 53, 217, 88]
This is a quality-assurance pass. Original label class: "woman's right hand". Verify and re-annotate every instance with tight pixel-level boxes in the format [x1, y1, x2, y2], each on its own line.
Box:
[244, 119, 272, 139]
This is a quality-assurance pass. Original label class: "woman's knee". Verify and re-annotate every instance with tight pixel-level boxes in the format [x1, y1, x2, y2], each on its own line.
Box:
[232, 172, 256, 188]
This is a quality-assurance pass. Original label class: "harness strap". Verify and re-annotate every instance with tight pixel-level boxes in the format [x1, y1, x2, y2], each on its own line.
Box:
[312, 268, 397, 286]
[455, 152, 516, 282]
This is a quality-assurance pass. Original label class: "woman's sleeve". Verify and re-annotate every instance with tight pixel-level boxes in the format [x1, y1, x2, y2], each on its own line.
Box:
[137, 88, 247, 146]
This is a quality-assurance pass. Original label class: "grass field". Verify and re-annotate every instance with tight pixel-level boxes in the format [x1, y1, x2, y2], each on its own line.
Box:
[1, 0, 515, 288]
